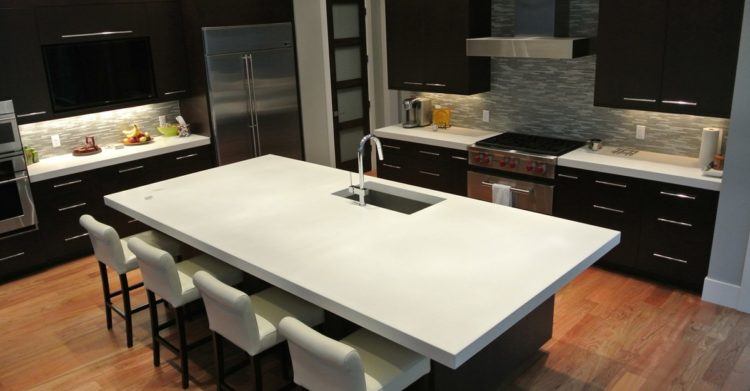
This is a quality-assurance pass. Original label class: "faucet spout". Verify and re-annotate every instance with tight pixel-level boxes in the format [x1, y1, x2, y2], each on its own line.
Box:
[352, 134, 384, 206]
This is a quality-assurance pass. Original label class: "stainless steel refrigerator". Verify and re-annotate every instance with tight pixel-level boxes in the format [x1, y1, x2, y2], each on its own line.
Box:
[203, 23, 303, 165]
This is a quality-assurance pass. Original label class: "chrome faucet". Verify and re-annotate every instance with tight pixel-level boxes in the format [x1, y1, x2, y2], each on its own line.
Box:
[349, 134, 384, 206]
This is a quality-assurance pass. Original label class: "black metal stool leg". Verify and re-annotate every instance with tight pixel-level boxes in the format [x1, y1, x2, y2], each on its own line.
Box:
[119, 273, 134, 348]
[98, 262, 113, 330]
[251, 353, 263, 391]
[147, 290, 160, 367]
[176, 306, 190, 389]
[213, 332, 225, 390]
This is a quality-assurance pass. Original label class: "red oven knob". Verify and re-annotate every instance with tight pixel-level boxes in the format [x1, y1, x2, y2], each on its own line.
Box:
[473, 154, 483, 163]
[499, 159, 507, 167]
[483, 156, 491, 164]
[509, 160, 517, 169]
[535, 165, 546, 174]
[526, 163, 534, 172]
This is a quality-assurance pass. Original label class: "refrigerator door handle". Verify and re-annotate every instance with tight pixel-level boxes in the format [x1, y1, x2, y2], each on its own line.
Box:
[243, 54, 260, 156]
[243, 54, 262, 156]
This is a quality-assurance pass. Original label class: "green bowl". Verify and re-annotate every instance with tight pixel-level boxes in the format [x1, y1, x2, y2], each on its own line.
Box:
[157, 125, 179, 137]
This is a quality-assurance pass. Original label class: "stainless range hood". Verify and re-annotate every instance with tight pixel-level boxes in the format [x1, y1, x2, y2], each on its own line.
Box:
[467, 0, 594, 59]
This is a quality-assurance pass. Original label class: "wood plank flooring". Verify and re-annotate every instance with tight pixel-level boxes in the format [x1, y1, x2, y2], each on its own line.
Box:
[0, 257, 749, 390]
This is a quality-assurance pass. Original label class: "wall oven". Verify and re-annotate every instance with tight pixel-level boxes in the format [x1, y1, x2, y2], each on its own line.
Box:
[0, 100, 37, 235]
[0, 101, 23, 156]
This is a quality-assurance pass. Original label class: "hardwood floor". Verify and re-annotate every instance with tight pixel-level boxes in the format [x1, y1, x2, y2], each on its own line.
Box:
[0, 257, 749, 390]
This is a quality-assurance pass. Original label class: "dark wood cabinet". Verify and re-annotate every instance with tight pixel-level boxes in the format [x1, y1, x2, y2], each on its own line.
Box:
[594, 0, 744, 118]
[553, 166, 719, 291]
[385, 0, 490, 95]
[35, 3, 149, 44]
[147, 1, 189, 100]
[0, 7, 52, 123]
[5, 145, 214, 280]
[376, 138, 468, 196]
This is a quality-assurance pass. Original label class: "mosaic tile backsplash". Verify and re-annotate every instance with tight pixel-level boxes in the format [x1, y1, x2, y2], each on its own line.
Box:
[407, 0, 730, 157]
[19, 102, 182, 159]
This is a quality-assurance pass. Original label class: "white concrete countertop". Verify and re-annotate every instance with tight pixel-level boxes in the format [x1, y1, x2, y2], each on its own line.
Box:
[27, 135, 211, 183]
[559, 146, 722, 191]
[373, 125, 498, 150]
[105, 155, 619, 369]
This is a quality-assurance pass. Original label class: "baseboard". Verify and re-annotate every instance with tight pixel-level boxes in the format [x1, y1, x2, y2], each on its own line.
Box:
[702, 277, 742, 309]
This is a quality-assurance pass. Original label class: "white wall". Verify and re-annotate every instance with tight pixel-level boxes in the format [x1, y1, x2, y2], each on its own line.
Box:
[369, 0, 399, 128]
[703, 0, 750, 312]
[293, 0, 336, 167]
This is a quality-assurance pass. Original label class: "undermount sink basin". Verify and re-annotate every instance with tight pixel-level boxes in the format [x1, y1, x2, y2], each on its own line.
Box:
[333, 182, 445, 215]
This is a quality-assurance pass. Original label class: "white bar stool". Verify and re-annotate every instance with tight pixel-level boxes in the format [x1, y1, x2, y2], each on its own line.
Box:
[79, 214, 186, 348]
[279, 317, 432, 391]
[193, 271, 325, 391]
[128, 237, 243, 389]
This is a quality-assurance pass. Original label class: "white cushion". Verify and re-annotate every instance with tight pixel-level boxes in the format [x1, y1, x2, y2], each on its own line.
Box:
[175, 255, 244, 306]
[341, 329, 431, 391]
[252, 287, 325, 354]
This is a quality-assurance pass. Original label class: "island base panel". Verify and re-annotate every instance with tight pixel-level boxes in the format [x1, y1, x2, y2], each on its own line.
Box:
[431, 295, 554, 391]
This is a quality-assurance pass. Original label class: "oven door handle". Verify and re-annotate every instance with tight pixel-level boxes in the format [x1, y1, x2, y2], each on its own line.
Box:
[0, 175, 28, 186]
[481, 181, 532, 194]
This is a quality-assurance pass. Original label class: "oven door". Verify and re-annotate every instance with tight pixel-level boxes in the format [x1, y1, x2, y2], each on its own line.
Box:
[0, 155, 36, 235]
[0, 116, 23, 156]
[467, 171, 554, 215]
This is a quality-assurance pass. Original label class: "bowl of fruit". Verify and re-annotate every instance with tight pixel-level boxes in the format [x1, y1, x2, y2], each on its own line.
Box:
[122, 124, 153, 146]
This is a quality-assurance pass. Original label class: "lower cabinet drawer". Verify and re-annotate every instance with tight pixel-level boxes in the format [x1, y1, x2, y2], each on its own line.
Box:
[0, 230, 44, 280]
[587, 203, 640, 269]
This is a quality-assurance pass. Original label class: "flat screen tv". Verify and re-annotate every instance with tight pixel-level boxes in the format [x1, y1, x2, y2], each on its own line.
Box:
[43, 38, 156, 112]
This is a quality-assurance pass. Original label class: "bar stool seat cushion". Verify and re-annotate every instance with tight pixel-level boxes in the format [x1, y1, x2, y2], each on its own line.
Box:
[252, 287, 325, 354]
[175, 255, 244, 306]
[340, 329, 430, 391]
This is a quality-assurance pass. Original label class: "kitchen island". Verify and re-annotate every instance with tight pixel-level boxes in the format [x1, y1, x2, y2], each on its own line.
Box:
[105, 155, 619, 389]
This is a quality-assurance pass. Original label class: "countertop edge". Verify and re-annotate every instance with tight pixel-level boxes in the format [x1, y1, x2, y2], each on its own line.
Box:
[28, 137, 212, 183]
[373, 126, 498, 151]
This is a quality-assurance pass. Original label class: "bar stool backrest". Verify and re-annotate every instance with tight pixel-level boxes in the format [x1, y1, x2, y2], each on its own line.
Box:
[128, 237, 184, 306]
[80, 215, 127, 274]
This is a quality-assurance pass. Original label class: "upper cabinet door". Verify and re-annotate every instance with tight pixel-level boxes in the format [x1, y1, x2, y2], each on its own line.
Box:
[385, 0, 490, 95]
[35, 3, 148, 44]
[147, 1, 189, 99]
[594, 0, 669, 112]
[0, 8, 51, 123]
[659, 0, 744, 118]
[385, 0, 425, 90]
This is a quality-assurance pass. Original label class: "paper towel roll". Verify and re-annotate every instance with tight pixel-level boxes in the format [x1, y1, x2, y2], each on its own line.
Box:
[699, 128, 723, 169]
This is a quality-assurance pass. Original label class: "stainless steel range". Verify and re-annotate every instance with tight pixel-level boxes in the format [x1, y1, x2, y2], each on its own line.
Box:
[467, 132, 585, 214]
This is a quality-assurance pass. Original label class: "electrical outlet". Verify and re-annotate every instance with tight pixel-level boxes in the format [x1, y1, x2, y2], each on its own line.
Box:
[636, 125, 646, 140]
[482, 110, 490, 123]
[51, 134, 61, 148]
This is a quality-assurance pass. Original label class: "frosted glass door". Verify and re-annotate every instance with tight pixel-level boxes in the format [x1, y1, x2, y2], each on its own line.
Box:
[327, 0, 370, 172]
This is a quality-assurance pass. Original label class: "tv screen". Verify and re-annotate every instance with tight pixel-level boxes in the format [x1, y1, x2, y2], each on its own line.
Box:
[43, 38, 156, 112]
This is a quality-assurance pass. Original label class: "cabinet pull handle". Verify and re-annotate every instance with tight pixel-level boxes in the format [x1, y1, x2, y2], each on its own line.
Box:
[451, 156, 468, 161]
[623, 97, 657, 103]
[662, 100, 698, 107]
[175, 153, 199, 160]
[419, 150, 440, 157]
[118, 166, 144, 174]
[61, 30, 133, 39]
[593, 204, 624, 214]
[419, 170, 441, 177]
[595, 180, 627, 189]
[382, 144, 401, 150]
[653, 253, 688, 264]
[16, 111, 47, 119]
[403, 82, 424, 86]
[0, 252, 25, 262]
[164, 90, 187, 96]
[53, 179, 82, 188]
[382, 163, 402, 170]
[0, 176, 28, 185]
[64, 233, 89, 242]
[660, 191, 696, 200]
[657, 218, 693, 227]
[480, 181, 531, 194]
[127, 219, 139, 224]
[58, 202, 87, 212]
[425, 83, 447, 87]
[558, 174, 579, 180]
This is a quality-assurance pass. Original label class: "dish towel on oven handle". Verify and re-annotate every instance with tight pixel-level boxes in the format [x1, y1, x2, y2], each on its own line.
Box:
[492, 183, 513, 207]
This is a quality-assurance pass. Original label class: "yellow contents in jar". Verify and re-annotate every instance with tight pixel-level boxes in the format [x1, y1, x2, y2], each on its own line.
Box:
[433, 108, 452, 129]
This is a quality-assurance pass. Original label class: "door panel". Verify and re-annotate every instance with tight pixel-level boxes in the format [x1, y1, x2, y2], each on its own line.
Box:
[249, 47, 303, 160]
[206, 53, 256, 165]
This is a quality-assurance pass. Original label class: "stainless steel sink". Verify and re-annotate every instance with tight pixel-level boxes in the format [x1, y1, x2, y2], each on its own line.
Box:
[333, 182, 445, 215]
